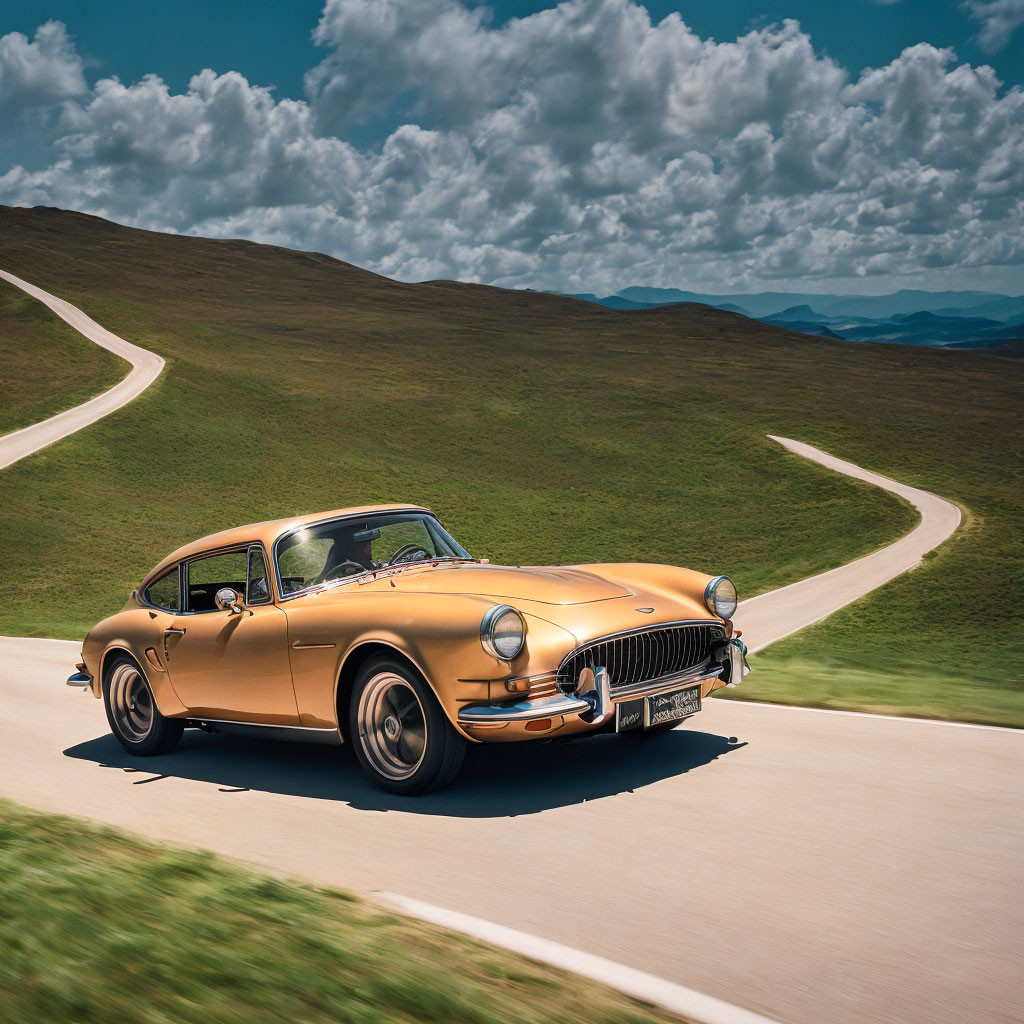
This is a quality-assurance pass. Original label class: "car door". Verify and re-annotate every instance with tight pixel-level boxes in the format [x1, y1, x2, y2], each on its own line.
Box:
[163, 544, 299, 723]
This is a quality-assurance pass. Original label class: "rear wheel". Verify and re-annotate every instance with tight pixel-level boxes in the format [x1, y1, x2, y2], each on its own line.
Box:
[103, 654, 183, 756]
[349, 656, 465, 795]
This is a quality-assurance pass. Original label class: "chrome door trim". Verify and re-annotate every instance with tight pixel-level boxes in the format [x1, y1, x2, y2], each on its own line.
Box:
[191, 717, 335, 731]
[190, 717, 342, 746]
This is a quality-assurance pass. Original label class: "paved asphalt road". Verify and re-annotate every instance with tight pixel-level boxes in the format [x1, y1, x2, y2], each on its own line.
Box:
[1, 637, 1020, 1024]
[1, 269, 1020, 1024]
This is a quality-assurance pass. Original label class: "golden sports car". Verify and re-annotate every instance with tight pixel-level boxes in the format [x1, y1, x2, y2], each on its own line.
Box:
[69, 505, 750, 794]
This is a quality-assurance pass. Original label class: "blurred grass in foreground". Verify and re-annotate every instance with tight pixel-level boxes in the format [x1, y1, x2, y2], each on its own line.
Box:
[0, 799, 686, 1024]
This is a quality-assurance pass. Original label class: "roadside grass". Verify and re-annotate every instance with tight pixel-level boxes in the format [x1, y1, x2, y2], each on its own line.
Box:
[0, 798, 685, 1024]
[727, 424, 1024, 725]
[0, 277, 126, 435]
[0, 206, 1020, 725]
[727, 655, 1023, 728]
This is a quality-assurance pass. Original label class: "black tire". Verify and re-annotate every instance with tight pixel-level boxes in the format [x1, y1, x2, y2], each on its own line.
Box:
[102, 653, 184, 756]
[348, 655, 466, 795]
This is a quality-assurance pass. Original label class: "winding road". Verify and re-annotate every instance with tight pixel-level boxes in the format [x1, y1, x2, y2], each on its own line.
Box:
[0, 271, 1020, 1024]
[0, 269, 163, 471]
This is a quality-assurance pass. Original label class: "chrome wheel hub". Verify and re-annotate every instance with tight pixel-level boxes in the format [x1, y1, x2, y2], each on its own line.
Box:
[357, 672, 427, 781]
[109, 663, 154, 742]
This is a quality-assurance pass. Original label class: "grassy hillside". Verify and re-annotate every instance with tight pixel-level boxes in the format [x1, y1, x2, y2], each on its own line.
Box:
[0, 277, 126, 435]
[0, 799, 685, 1024]
[0, 205, 1020, 725]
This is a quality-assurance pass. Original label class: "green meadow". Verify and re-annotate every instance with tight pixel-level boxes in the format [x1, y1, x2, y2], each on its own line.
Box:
[0, 277, 125, 435]
[0, 799, 687, 1024]
[0, 205, 1020, 725]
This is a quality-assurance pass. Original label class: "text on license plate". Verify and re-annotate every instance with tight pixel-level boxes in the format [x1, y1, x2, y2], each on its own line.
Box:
[615, 684, 702, 731]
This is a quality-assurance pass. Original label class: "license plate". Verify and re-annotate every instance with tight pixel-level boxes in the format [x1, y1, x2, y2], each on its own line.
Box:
[615, 697, 646, 732]
[615, 685, 702, 732]
[647, 685, 701, 727]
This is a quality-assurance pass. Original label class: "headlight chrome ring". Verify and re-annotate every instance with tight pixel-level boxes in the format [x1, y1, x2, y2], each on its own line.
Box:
[480, 604, 526, 661]
[704, 575, 739, 621]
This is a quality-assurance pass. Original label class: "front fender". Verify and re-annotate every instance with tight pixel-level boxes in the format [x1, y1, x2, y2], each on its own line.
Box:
[282, 592, 576, 733]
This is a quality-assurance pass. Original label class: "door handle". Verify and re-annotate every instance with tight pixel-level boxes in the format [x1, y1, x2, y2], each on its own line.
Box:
[163, 627, 186, 636]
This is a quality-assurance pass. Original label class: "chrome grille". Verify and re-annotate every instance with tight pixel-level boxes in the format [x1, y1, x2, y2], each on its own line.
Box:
[556, 622, 726, 692]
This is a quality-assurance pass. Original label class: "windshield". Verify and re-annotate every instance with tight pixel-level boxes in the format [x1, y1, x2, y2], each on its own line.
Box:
[276, 512, 472, 595]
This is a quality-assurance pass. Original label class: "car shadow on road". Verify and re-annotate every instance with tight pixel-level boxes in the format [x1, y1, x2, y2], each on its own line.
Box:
[63, 728, 747, 817]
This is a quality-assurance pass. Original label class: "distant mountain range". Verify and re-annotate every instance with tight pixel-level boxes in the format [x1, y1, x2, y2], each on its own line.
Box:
[555, 287, 1024, 352]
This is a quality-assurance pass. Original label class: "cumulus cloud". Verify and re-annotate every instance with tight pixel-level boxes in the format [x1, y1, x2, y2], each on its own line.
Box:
[0, 20, 85, 117]
[962, 0, 1024, 53]
[1, 0, 1022, 293]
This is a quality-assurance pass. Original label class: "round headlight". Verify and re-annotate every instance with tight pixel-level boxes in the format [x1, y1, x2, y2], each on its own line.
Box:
[704, 575, 738, 620]
[480, 605, 525, 661]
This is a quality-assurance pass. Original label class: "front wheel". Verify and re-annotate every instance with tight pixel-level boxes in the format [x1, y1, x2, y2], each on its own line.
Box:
[349, 656, 466, 795]
[103, 654, 184, 756]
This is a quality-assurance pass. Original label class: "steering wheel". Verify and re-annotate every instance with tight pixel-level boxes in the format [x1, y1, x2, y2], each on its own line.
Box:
[313, 559, 365, 584]
[388, 544, 432, 565]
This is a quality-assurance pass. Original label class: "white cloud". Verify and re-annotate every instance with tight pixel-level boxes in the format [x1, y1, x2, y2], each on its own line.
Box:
[962, 0, 1024, 53]
[1, 1, 1022, 293]
[0, 20, 85, 117]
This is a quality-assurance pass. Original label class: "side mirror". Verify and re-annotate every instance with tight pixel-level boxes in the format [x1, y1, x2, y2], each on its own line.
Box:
[214, 587, 245, 614]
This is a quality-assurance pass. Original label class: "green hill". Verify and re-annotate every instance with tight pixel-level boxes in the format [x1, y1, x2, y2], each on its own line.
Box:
[0, 276, 125, 435]
[0, 205, 1020, 725]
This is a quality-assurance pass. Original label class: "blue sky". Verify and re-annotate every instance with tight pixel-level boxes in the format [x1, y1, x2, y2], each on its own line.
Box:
[5, 0, 1022, 101]
[1, 0, 1022, 293]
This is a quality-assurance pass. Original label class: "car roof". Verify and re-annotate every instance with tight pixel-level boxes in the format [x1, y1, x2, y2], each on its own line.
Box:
[142, 503, 432, 586]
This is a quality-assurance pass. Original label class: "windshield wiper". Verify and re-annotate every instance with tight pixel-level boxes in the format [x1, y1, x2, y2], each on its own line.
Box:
[386, 555, 480, 568]
[302, 557, 480, 594]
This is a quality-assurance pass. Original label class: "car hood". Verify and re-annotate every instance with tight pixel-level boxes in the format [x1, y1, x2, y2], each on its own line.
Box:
[357, 563, 635, 605]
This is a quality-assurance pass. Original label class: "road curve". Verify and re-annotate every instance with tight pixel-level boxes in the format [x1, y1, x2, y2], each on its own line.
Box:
[2, 273, 1020, 1024]
[0, 268, 164, 471]
[0, 268, 960, 651]
[735, 436, 962, 652]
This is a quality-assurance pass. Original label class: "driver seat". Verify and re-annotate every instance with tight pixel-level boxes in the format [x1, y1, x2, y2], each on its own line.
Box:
[320, 535, 370, 579]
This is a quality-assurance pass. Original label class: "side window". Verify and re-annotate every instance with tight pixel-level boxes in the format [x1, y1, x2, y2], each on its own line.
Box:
[247, 546, 271, 605]
[143, 567, 180, 611]
[187, 550, 248, 612]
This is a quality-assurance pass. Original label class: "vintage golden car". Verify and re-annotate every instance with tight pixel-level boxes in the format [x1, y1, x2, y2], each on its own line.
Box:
[68, 505, 749, 793]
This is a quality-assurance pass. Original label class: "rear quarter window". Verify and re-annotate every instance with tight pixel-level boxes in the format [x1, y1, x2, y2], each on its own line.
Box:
[143, 568, 180, 611]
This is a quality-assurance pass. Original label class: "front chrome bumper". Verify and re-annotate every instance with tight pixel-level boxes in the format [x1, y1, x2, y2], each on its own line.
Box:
[458, 661, 731, 726]
[458, 691, 592, 723]
[722, 636, 751, 687]
[66, 671, 92, 689]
